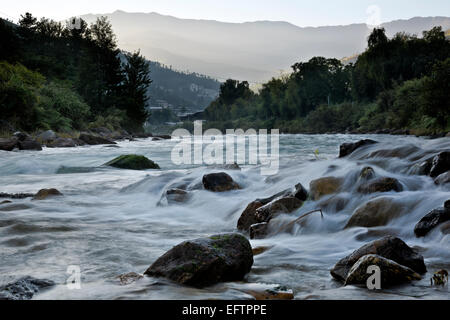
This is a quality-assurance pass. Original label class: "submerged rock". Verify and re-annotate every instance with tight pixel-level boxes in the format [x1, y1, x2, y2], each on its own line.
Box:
[105, 155, 160, 170]
[0, 276, 55, 300]
[117, 272, 144, 286]
[414, 206, 450, 237]
[202, 172, 240, 192]
[345, 197, 408, 228]
[309, 176, 342, 200]
[0, 204, 32, 212]
[339, 139, 377, 158]
[165, 188, 190, 204]
[434, 171, 450, 185]
[255, 197, 303, 223]
[144, 233, 253, 288]
[252, 246, 273, 256]
[32, 188, 63, 200]
[357, 177, 402, 194]
[344, 254, 421, 287]
[242, 285, 294, 300]
[79, 133, 116, 145]
[330, 236, 426, 282]
[429, 152, 450, 178]
[359, 167, 375, 181]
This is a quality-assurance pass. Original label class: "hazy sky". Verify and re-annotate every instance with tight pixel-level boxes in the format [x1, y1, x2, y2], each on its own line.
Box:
[1, 0, 449, 26]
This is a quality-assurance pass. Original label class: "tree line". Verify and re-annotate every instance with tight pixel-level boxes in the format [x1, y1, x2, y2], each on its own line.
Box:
[0, 13, 152, 133]
[204, 27, 449, 135]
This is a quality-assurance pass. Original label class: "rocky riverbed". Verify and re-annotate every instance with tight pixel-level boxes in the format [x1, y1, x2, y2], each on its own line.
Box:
[0, 134, 449, 300]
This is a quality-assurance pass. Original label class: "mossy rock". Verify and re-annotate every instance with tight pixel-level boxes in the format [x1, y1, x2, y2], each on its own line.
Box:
[105, 155, 160, 170]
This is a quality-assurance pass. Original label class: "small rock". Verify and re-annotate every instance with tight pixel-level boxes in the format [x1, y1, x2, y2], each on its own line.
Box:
[0, 276, 55, 300]
[330, 236, 426, 282]
[32, 188, 63, 201]
[165, 188, 190, 204]
[144, 233, 253, 288]
[79, 133, 116, 145]
[117, 272, 144, 286]
[105, 155, 160, 170]
[434, 171, 450, 185]
[250, 223, 269, 239]
[414, 207, 450, 237]
[345, 197, 408, 228]
[429, 152, 450, 178]
[0, 137, 18, 151]
[293, 183, 308, 201]
[202, 172, 240, 192]
[357, 177, 402, 194]
[339, 139, 377, 158]
[244, 285, 294, 300]
[309, 176, 342, 200]
[359, 167, 375, 181]
[344, 254, 421, 287]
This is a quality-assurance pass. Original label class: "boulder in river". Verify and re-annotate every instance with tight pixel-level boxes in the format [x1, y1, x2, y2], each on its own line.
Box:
[309, 176, 342, 200]
[434, 171, 450, 185]
[255, 196, 303, 223]
[202, 172, 240, 192]
[339, 139, 377, 158]
[17, 138, 42, 151]
[144, 233, 253, 288]
[345, 197, 408, 228]
[79, 133, 116, 145]
[414, 206, 450, 237]
[0, 276, 55, 300]
[344, 254, 421, 287]
[237, 184, 307, 231]
[429, 151, 450, 178]
[330, 236, 426, 282]
[32, 188, 63, 200]
[357, 177, 402, 194]
[0, 137, 18, 151]
[105, 155, 160, 170]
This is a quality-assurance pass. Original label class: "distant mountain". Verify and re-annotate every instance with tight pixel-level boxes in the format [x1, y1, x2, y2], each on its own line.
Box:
[80, 11, 450, 82]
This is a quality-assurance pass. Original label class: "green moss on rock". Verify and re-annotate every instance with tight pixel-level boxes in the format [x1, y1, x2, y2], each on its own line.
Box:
[105, 154, 160, 170]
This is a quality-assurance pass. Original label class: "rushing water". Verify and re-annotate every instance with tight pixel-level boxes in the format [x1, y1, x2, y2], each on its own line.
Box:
[0, 134, 449, 300]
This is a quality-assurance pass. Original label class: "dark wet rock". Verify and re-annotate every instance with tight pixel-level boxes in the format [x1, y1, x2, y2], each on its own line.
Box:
[414, 207, 450, 237]
[365, 144, 421, 160]
[144, 233, 253, 288]
[0, 193, 34, 199]
[293, 183, 308, 201]
[0, 276, 55, 300]
[133, 132, 153, 139]
[36, 130, 56, 142]
[165, 188, 190, 204]
[154, 135, 171, 140]
[250, 223, 269, 240]
[32, 188, 63, 200]
[0, 200, 12, 205]
[434, 171, 450, 185]
[255, 197, 303, 223]
[330, 236, 426, 282]
[237, 186, 305, 231]
[17, 138, 42, 151]
[0, 204, 32, 212]
[429, 152, 450, 178]
[56, 166, 97, 174]
[117, 272, 144, 286]
[105, 154, 160, 170]
[0, 137, 18, 151]
[357, 177, 402, 194]
[344, 254, 421, 287]
[359, 167, 375, 181]
[309, 176, 342, 200]
[339, 139, 377, 158]
[79, 133, 116, 145]
[46, 138, 78, 148]
[441, 222, 450, 234]
[345, 197, 409, 228]
[445, 200, 450, 209]
[202, 172, 240, 192]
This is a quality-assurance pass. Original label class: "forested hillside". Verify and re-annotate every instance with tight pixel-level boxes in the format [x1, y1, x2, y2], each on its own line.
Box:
[203, 27, 450, 135]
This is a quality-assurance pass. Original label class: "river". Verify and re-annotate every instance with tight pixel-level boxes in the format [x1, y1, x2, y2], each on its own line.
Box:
[0, 134, 449, 299]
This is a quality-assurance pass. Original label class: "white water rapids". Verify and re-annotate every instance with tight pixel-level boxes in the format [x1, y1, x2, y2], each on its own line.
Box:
[0, 134, 449, 299]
